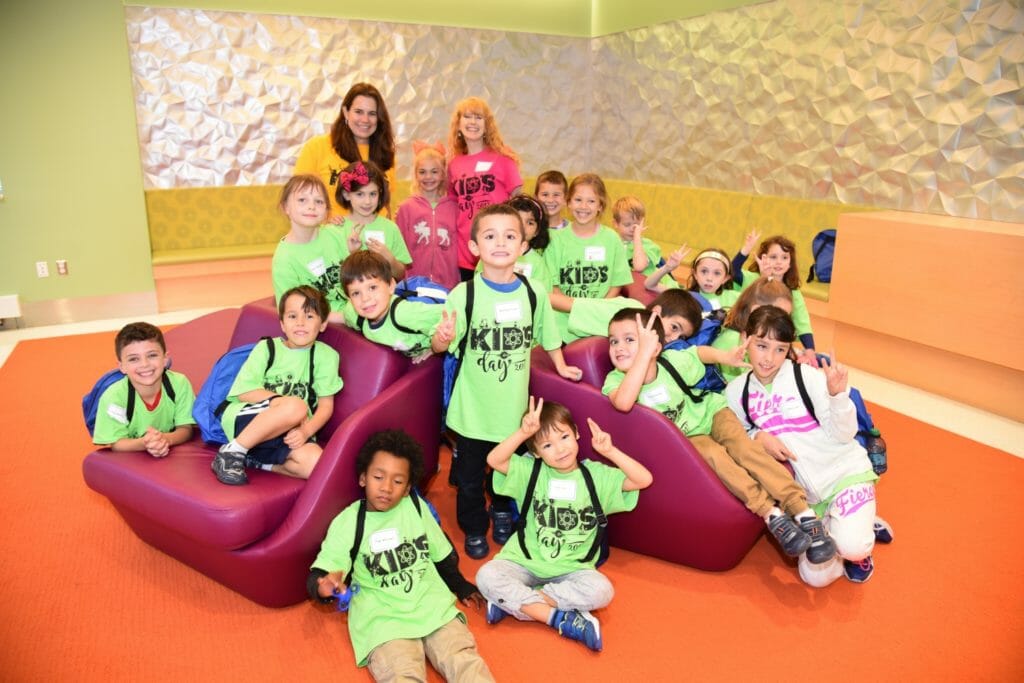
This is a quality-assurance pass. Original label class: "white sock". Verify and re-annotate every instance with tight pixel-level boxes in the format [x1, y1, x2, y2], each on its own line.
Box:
[795, 510, 816, 522]
[763, 506, 784, 524]
[227, 440, 249, 455]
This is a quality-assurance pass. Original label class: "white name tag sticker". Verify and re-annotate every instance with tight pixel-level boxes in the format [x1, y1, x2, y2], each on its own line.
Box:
[106, 404, 129, 425]
[306, 257, 326, 277]
[514, 262, 533, 277]
[584, 246, 606, 262]
[369, 528, 400, 553]
[707, 297, 720, 309]
[494, 300, 523, 323]
[364, 230, 386, 245]
[548, 479, 577, 501]
[641, 385, 671, 405]
[474, 161, 494, 173]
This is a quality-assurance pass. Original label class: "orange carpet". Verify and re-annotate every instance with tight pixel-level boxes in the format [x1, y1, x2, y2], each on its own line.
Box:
[1, 332, 1022, 681]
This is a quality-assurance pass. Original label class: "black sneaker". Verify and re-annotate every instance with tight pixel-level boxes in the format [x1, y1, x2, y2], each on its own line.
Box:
[491, 508, 515, 545]
[212, 445, 248, 485]
[843, 556, 874, 583]
[464, 535, 489, 560]
[551, 609, 602, 651]
[767, 514, 811, 557]
[798, 515, 837, 564]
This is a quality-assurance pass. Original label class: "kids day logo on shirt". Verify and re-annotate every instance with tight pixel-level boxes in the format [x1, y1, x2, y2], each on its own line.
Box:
[470, 321, 533, 382]
[559, 259, 610, 297]
[532, 498, 601, 559]
[451, 174, 497, 204]
[268, 373, 313, 401]
[362, 532, 432, 593]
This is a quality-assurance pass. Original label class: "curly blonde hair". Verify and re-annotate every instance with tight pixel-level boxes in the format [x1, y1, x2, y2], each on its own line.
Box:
[447, 97, 520, 165]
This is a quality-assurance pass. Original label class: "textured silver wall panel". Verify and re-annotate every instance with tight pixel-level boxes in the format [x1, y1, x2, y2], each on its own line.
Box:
[591, 0, 1024, 221]
[126, 6, 589, 189]
[126, 1, 1023, 221]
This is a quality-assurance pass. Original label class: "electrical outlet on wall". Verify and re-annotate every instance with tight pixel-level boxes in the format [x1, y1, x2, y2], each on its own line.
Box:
[36, 261, 49, 278]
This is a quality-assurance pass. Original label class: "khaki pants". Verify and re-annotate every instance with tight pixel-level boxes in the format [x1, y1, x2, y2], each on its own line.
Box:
[366, 617, 494, 683]
[688, 408, 808, 518]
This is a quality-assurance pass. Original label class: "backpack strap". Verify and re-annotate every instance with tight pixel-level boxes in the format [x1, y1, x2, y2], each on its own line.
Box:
[345, 499, 368, 589]
[214, 337, 276, 419]
[305, 343, 317, 413]
[740, 372, 755, 427]
[126, 372, 177, 425]
[577, 462, 607, 564]
[388, 298, 419, 336]
[515, 458, 544, 560]
[792, 362, 818, 425]
[513, 272, 537, 319]
[447, 277, 476, 394]
[655, 355, 705, 404]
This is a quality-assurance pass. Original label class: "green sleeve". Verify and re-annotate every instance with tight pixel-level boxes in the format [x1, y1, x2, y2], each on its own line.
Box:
[311, 504, 359, 574]
[226, 342, 272, 400]
[92, 378, 132, 444]
[312, 342, 344, 397]
[791, 289, 813, 337]
[169, 371, 196, 426]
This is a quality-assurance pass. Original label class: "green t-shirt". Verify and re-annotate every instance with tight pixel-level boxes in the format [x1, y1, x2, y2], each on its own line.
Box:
[601, 347, 726, 437]
[712, 327, 745, 383]
[545, 226, 634, 341]
[312, 495, 461, 667]
[92, 371, 196, 445]
[624, 236, 677, 289]
[271, 228, 352, 312]
[493, 454, 639, 578]
[732, 272, 812, 339]
[442, 275, 561, 442]
[695, 288, 740, 312]
[475, 248, 551, 292]
[342, 295, 442, 357]
[220, 338, 343, 438]
[565, 296, 643, 342]
[327, 215, 413, 265]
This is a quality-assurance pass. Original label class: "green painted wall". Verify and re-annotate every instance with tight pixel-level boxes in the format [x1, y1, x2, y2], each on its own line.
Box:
[0, 0, 152, 303]
[133, 0, 766, 36]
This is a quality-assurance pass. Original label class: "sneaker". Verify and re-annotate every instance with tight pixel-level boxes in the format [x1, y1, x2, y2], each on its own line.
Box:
[551, 609, 602, 651]
[211, 445, 248, 485]
[464, 535, 489, 560]
[486, 600, 508, 625]
[491, 508, 515, 545]
[844, 556, 874, 583]
[767, 514, 811, 557]
[873, 516, 894, 544]
[798, 516, 837, 564]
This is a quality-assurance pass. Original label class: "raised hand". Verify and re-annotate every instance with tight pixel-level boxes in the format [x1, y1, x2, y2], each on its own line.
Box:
[434, 310, 457, 348]
[742, 228, 762, 255]
[587, 417, 614, 456]
[636, 312, 661, 359]
[347, 223, 364, 252]
[820, 349, 848, 396]
[722, 336, 753, 369]
[520, 396, 544, 438]
[665, 244, 690, 270]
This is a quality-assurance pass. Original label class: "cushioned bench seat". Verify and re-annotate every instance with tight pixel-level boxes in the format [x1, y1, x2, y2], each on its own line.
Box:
[151, 242, 279, 267]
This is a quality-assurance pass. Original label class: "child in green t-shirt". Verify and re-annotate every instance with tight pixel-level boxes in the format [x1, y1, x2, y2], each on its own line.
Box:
[431, 204, 582, 561]
[309, 429, 494, 682]
[339, 250, 443, 362]
[211, 286, 344, 485]
[270, 174, 352, 323]
[476, 398, 652, 651]
[601, 307, 837, 565]
[92, 322, 195, 457]
[612, 194, 679, 291]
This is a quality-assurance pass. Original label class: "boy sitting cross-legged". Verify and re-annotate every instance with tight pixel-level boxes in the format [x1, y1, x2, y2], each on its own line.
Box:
[431, 203, 582, 560]
[340, 250, 443, 362]
[309, 429, 495, 682]
[476, 398, 652, 651]
[92, 322, 196, 457]
[601, 307, 837, 564]
[211, 285, 343, 485]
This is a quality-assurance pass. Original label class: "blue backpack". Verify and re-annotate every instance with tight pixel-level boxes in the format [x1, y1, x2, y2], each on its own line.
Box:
[661, 292, 727, 392]
[82, 369, 176, 436]
[192, 337, 317, 444]
[807, 229, 836, 283]
[356, 276, 449, 335]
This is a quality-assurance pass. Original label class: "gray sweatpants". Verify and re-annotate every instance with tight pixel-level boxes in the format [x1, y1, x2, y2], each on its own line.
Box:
[476, 558, 614, 621]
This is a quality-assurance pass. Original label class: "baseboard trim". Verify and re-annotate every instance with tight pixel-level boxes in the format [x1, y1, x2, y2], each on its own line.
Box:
[20, 291, 158, 327]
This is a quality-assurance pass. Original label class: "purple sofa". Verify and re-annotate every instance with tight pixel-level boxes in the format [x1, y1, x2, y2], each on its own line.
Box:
[530, 335, 764, 571]
[83, 299, 441, 607]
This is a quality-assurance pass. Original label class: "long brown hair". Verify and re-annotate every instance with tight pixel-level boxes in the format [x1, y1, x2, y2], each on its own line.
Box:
[330, 83, 395, 172]
[723, 277, 792, 332]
